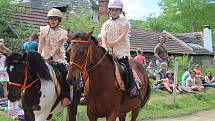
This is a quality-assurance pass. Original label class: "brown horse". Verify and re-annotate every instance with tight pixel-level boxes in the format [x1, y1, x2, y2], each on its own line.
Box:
[67, 31, 151, 121]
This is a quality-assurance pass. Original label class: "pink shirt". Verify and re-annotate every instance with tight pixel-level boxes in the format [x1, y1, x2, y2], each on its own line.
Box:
[134, 55, 145, 64]
[194, 69, 202, 77]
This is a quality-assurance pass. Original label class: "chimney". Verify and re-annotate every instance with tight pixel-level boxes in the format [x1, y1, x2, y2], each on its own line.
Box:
[99, 0, 109, 22]
[203, 25, 213, 52]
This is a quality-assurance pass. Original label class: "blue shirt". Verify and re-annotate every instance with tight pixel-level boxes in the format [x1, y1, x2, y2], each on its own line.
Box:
[182, 71, 190, 87]
[22, 40, 38, 52]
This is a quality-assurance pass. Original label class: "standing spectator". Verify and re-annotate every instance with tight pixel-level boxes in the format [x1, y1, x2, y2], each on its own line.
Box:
[154, 35, 168, 72]
[181, 67, 193, 87]
[134, 48, 146, 66]
[0, 39, 11, 98]
[22, 33, 39, 52]
[99, 0, 139, 98]
[0, 39, 24, 120]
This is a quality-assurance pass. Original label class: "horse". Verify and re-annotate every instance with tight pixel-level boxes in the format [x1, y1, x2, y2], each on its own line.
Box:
[5, 51, 80, 121]
[67, 31, 151, 121]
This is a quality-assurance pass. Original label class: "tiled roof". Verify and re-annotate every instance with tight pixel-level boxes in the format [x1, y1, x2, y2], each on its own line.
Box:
[130, 28, 213, 55]
[16, 0, 94, 13]
[175, 32, 213, 55]
[14, 7, 48, 28]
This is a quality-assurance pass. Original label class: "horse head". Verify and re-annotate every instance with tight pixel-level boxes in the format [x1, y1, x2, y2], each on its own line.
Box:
[5, 51, 51, 102]
[67, 30, 94, 83]
[5, 52, 27, 102]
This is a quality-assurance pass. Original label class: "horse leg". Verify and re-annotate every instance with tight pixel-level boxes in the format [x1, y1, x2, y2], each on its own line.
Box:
[130, 108, 140, 121]
[106, 112, 118, 121]
[87, 107, 97, 121]
[64, 85, 82, 121]
[118, 114, 126, 121]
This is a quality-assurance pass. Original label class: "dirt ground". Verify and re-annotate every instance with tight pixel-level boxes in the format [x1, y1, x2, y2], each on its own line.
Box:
[147, 109, 215, 121]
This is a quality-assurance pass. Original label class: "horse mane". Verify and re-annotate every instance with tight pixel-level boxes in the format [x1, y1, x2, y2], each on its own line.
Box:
[26, 51, 52, 80]
[6, 51, 52, 81]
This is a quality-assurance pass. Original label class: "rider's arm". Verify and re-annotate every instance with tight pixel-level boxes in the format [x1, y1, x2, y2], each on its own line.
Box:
[50, 38, 67, 57]
[38, 36, 45, 53]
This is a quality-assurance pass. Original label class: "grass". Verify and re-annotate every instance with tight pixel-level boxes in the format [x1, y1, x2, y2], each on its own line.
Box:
[1, 88, 215, 121]
[1, 67, 215, 120]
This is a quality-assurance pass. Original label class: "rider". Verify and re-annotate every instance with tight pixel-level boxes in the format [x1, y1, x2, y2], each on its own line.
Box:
[38, 8, 71, 106]
[99, 0, 139, 98]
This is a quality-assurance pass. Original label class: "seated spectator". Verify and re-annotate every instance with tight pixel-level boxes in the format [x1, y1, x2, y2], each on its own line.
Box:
[154, 62, 168, 90]
[194, 64, 202, 79]
[204, 71, 215, 87]
[186, 70, 204, 92]
[163, 70, 183, 94]
[22, 33, 39, 52]
[181, 67, 193, 87]
[134, 48, 146, 66]
[146, 61, 156, 80]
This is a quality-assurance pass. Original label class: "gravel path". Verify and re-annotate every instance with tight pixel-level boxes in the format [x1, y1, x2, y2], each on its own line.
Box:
[148, 109, 215, 121]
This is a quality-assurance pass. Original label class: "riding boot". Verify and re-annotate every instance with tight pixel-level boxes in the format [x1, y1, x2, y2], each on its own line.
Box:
[55, 63, 71, 106]
[118, 57, 139, 99]
[127, 68, 139, 99]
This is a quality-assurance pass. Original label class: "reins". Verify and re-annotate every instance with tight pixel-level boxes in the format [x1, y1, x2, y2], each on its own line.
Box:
[68, 38, 107, 74]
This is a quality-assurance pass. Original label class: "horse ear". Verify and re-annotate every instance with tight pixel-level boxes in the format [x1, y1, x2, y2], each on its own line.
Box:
[87, 27, 94, 38]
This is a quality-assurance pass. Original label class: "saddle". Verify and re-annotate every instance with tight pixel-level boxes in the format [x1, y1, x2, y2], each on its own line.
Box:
[47, 64, 61, 96]
[114, 60, 142, 91]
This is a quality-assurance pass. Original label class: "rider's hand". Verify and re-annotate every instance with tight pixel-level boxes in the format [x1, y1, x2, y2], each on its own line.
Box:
[47, 56, 53, 61]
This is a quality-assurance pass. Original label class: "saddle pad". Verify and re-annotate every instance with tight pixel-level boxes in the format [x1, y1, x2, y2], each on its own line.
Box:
[132, 69, 142, 90]
[48, 65, 61, 96]
[114, 61, 126, 91]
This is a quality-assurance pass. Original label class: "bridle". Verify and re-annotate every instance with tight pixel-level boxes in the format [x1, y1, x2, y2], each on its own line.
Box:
[8, 60, 39, 97]
[68, 38, 107, 74]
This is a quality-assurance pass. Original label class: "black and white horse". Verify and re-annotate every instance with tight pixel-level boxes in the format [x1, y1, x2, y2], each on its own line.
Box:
[5, 51, 81, 121]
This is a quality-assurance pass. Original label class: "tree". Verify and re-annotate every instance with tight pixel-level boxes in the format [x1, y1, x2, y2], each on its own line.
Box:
[159, 0, 210, 32]
[130, 16, 185, 33]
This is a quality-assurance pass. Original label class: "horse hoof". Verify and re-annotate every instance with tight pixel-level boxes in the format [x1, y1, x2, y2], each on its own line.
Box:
[32, 105, 41, 111]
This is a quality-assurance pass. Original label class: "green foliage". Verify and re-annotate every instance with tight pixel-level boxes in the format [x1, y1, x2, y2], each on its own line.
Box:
[62, 2, 101, 37]
[6, 24, 38, 51]
[130, 16, 186, 32]
[160, 0, 208, 32]
[0, 0, 14, 37]
[1, 88, 215, 120]
[170, 54, 193, 70]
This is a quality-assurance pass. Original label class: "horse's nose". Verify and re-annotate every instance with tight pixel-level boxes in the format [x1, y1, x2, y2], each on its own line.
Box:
[7, 93, 19, 102]
[8, 96, 16, 102]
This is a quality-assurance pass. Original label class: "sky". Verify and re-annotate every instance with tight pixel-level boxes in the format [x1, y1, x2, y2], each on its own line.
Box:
[123, 0, 162, 20]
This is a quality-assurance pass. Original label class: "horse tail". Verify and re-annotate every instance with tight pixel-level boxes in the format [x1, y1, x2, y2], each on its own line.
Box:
[134, 61, 151, 108]
[140, 80, 151, 108]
